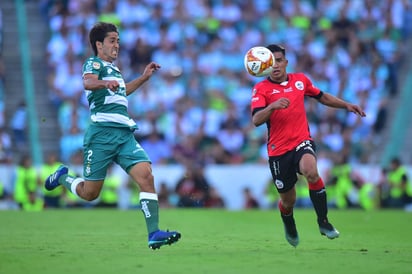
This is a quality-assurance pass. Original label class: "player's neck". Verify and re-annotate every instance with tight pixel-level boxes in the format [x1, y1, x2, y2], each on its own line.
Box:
[268, 75, 289, 85]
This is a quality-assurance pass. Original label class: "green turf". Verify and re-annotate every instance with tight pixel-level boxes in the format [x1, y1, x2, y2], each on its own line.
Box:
[0, 209, 411, 274]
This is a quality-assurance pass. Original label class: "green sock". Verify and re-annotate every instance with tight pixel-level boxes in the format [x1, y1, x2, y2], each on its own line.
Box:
[140, 192, 159, 234]
[59, 174, 71, 189]
[59, 175, 82, 196]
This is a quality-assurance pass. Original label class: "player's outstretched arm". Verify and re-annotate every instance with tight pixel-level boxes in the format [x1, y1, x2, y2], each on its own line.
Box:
[125, 62, 161, 95]
[318, 92, 366, 117]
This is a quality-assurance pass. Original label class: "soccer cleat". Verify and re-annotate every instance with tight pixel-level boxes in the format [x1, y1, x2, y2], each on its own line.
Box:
[44, 165, 68, 191]
[148, 230, 181, 250]
[281, 214, 299, 247]
[319, 220, 340, 239]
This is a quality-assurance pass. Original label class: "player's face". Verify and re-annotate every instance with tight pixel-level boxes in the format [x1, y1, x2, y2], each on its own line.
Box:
[97, 32, 119, 62]
[269, 52, 288, 82]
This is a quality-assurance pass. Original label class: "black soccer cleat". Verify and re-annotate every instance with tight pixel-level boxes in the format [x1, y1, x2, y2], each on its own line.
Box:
[319, 220, 340, 239]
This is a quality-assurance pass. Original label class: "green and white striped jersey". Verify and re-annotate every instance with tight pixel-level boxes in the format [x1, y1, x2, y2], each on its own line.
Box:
[82, 56, 137, 130]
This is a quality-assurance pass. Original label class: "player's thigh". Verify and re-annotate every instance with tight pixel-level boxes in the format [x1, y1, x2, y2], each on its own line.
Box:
[83, 126, 119, 180]
[299, 153, 318, 175]
[83, 142, 116, 180]
[268, 152, 297, 193]
[295, 140, 319, 178]
[116, 136, 154, 191]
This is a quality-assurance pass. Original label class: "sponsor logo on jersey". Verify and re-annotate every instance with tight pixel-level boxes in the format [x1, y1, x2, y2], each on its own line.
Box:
[271, 89, 281, 94]
[284, 87, 293, 92]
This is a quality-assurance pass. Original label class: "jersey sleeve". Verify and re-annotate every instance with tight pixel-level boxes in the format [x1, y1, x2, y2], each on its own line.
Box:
[302, 73, 321, 97]
[82, 57, 102, 77]
[250, 84, 267, 114]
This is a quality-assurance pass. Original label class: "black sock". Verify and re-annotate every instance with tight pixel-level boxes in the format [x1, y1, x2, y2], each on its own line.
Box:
[280, 213, 297, 237]
[309, 188, 328, 224]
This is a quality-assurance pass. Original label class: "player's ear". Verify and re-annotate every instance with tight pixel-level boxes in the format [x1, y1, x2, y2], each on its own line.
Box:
[96, 41, 103, 50]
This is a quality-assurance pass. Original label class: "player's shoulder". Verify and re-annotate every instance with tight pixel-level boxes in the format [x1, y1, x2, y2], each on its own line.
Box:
[83, 56, 104, 72]
[253, 77, 271, 89]
[288, 72, 308, 81]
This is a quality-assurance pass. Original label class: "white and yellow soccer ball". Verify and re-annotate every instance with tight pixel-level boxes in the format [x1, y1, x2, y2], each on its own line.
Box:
[244, 46, 275, 77]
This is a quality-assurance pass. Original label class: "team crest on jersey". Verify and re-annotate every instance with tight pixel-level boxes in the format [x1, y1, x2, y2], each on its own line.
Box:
[295, 81, 304, 90]
[92, 62, 100, 69]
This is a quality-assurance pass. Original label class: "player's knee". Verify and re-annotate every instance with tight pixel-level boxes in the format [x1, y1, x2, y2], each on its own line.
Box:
[82, 190, 100, 201]
[280, 190, 296, 209]
[282, 198, 296, 209]
[301, 168, 319, 183]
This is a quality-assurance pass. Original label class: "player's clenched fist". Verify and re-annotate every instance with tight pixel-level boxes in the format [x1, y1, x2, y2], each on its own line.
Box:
[105, 80, 119, 91]
[271, 97, 290, 110]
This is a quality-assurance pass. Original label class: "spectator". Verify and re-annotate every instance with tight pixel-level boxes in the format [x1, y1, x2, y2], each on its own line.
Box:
[158, 182, 173, 208]
[204, 186, 225, 208]
[97, 164, 122, 208]
[10, 101, 27, 151]
[243, 187, 259, 209]
[175, 165, 210, 207]
[0, 127, 13, 164]
[385, 157, 412, 208]
[13, 155, 43, 210]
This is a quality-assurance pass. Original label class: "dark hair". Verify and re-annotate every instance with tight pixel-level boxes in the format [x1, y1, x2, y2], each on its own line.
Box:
[89, 22, 118, 55]
[266, 44, 286, 56]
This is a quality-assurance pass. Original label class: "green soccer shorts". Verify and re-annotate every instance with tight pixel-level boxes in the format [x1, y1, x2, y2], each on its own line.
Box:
[83, 125, 151, 180]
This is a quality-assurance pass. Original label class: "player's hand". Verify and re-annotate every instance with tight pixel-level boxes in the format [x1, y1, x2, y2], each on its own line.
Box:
[105, 80, 119, 92]
[271, 97, 290, 110]
[347, 104, 366, 117]
[142, 62, 161, 77]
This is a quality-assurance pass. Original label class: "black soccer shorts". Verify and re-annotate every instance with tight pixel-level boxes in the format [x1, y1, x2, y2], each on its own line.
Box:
[268, 140, 317, 193]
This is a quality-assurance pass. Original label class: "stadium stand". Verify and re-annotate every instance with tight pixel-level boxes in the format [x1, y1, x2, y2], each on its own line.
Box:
[40, 0, 412, 166]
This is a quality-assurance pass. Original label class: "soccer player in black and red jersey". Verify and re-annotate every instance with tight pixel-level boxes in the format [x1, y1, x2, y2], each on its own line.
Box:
[250, 44, 366, 247]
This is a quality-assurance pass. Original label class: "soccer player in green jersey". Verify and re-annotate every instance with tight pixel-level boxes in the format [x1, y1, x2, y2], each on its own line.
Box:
[45, 22, 181, 249]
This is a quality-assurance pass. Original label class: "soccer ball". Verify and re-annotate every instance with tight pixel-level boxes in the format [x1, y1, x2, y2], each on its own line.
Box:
[244, 46, 275, 77]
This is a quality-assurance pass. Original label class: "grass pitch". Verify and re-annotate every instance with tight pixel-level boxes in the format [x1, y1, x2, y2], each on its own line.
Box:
[1, 209, 411, 274]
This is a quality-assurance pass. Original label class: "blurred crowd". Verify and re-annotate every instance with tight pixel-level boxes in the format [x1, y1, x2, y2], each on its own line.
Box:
[1, 151, 411, 211]
[39, 0, 412, 167]
[1, 0, 412, 211]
